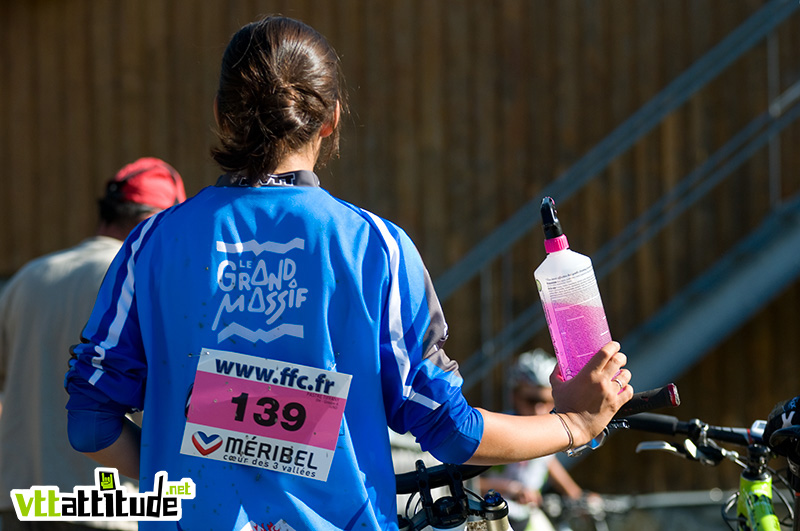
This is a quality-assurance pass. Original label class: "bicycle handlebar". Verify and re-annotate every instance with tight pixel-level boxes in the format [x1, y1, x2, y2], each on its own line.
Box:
[624, 412, 761, 447]
[396, 462, 489, 495]
[395, 384, 680, 494]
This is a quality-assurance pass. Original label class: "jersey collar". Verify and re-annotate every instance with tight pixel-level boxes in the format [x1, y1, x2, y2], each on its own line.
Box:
[215, 170, 320, 188]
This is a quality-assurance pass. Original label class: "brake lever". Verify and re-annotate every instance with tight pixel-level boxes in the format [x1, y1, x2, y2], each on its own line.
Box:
[635, 438, 733, 466]
[687, 439, 737, 466]
[565, 429, 608, 458]
[636, 440, 692, 459]
[565, 420, 632, 457]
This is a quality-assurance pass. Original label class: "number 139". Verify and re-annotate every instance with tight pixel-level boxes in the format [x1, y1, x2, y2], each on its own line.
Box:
[230, 392, 306, 432]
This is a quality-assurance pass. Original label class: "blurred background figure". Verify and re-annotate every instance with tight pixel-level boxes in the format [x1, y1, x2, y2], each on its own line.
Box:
[0, 157, 186, 531]
[481, 349, 589, 531]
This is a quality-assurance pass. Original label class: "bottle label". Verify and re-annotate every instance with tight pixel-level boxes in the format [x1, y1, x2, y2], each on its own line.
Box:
[539, 265, 610, 380]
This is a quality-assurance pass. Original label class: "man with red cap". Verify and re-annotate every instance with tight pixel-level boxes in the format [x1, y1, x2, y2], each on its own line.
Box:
[0, 157, 186, 531]
[98, 157, 187, 239]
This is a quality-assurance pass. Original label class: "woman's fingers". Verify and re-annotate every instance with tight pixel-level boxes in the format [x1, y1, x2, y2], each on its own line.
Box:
[581, 341, 620, 374]
[579, 341, 630, 382]
[611, 368, 632, 394]
[609, 351, 627, 373]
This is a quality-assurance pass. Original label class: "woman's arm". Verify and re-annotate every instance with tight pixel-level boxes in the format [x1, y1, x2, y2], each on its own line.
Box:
[467, 342, 632, 465]
[467, 409, 575, 464]
[82, 417, 142, 480]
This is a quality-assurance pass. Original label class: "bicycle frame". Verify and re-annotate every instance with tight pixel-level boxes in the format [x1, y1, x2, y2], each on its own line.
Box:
[627, 413, 799, 531]
[733, 444, 781, 531]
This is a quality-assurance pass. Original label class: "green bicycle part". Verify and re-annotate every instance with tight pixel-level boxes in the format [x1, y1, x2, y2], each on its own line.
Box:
[736, 475, 781, 531]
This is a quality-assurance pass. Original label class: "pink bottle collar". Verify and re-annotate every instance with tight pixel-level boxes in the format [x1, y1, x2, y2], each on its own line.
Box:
[544, 234, 569, 253]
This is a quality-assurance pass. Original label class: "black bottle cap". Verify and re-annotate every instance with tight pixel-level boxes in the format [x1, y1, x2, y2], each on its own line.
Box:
[540, 197, 563, 240]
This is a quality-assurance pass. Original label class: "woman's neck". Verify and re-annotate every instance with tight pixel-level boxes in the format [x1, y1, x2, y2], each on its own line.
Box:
[273, 140, 321, 174]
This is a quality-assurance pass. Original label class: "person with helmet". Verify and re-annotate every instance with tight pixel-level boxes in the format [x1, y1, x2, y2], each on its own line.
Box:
[481, 349, 588, 530]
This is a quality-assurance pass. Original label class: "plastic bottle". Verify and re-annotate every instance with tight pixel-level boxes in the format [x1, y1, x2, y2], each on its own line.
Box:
[534, 197, 611, 380]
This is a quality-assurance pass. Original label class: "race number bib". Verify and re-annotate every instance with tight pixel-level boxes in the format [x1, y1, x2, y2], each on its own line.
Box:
[180, 348, 351, 481]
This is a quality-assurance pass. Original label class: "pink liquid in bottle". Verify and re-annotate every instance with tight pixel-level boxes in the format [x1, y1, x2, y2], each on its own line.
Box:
[541, 301, 610, 380]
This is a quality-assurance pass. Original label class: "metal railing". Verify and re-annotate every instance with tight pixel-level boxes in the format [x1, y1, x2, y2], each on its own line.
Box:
[434, 0, 800, 399]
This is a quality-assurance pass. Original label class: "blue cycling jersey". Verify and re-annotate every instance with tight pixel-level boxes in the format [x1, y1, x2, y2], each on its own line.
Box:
[65, 171, 483, 531]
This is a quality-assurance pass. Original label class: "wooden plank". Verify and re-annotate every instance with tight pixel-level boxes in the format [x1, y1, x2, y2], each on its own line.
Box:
[140, 0, 171, 160]
[416, 0, 446, 274]
[449, 0, 485, 373]
[33, 0, 65, 254]
[606, 0, 636, 336]
[528, 0, 555, 199]
[686, 0, 715, 297]
[554, 0, 580, 177]
[444, 0, 472, 262]
[362, 0, 391, 220]
[5, 2, 36, 271]
[309, 0, 345, 197]
[472, 1, 499, 239]
[281, 0, 308, 21]
[0, 1, 12, 274]
[63, 0, 96, 242]
[742, 3, 771, 230]
[194, 0, 232, 193]
[225, 0, 255, 34]
[580, 0, 611, 251]
[390, 0, 420, 240]
[776, 284, 800, 400]
[327, 0, 364, 206]
[89, 1, 120, 192]
[441, 1, 496, 371]
[776, 9, 800, 200]
[498, 0, 530, 217]
[119, 1, 145, 160]
[526, 0, 556, 320]
[168, 0, 200, 178]
[633, 0, 664, 318]
[660, 0, 688, 297]
[497, 0, 534, 330]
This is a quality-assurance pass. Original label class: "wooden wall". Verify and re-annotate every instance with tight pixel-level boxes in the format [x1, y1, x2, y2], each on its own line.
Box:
[2, 0, 800, 496]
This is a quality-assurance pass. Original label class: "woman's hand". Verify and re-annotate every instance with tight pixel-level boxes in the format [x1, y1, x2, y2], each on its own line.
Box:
[550, 341, 633, 447]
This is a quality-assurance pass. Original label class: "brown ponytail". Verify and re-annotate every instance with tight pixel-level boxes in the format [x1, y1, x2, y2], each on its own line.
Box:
[211, 16, 346, 180]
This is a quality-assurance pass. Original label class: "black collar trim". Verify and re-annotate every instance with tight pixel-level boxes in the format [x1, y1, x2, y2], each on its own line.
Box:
[215, 170, 320, 188]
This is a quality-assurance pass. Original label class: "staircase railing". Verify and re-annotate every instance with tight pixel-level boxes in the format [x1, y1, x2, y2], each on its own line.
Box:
[431, 0, 800, 398]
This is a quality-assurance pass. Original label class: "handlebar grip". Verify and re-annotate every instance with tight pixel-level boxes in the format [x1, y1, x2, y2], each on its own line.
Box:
[613, 383, 680, 419]
[623, 412, 683, 435]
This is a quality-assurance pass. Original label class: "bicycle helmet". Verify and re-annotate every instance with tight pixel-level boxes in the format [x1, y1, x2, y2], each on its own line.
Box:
[509, 348, 557, 389]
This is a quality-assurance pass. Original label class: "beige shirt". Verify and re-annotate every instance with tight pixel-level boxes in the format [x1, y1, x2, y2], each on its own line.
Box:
[0, 236, 137, 528]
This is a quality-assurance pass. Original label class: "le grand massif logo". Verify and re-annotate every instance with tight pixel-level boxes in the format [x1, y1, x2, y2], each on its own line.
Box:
[11, 468, 195, 522]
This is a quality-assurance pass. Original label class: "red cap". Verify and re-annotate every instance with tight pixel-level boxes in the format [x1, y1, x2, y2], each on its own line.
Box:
[107, 157, 187, 210]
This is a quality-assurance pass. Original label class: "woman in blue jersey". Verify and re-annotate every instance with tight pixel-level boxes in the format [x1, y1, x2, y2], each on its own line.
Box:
[65, 16, 633, 531]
